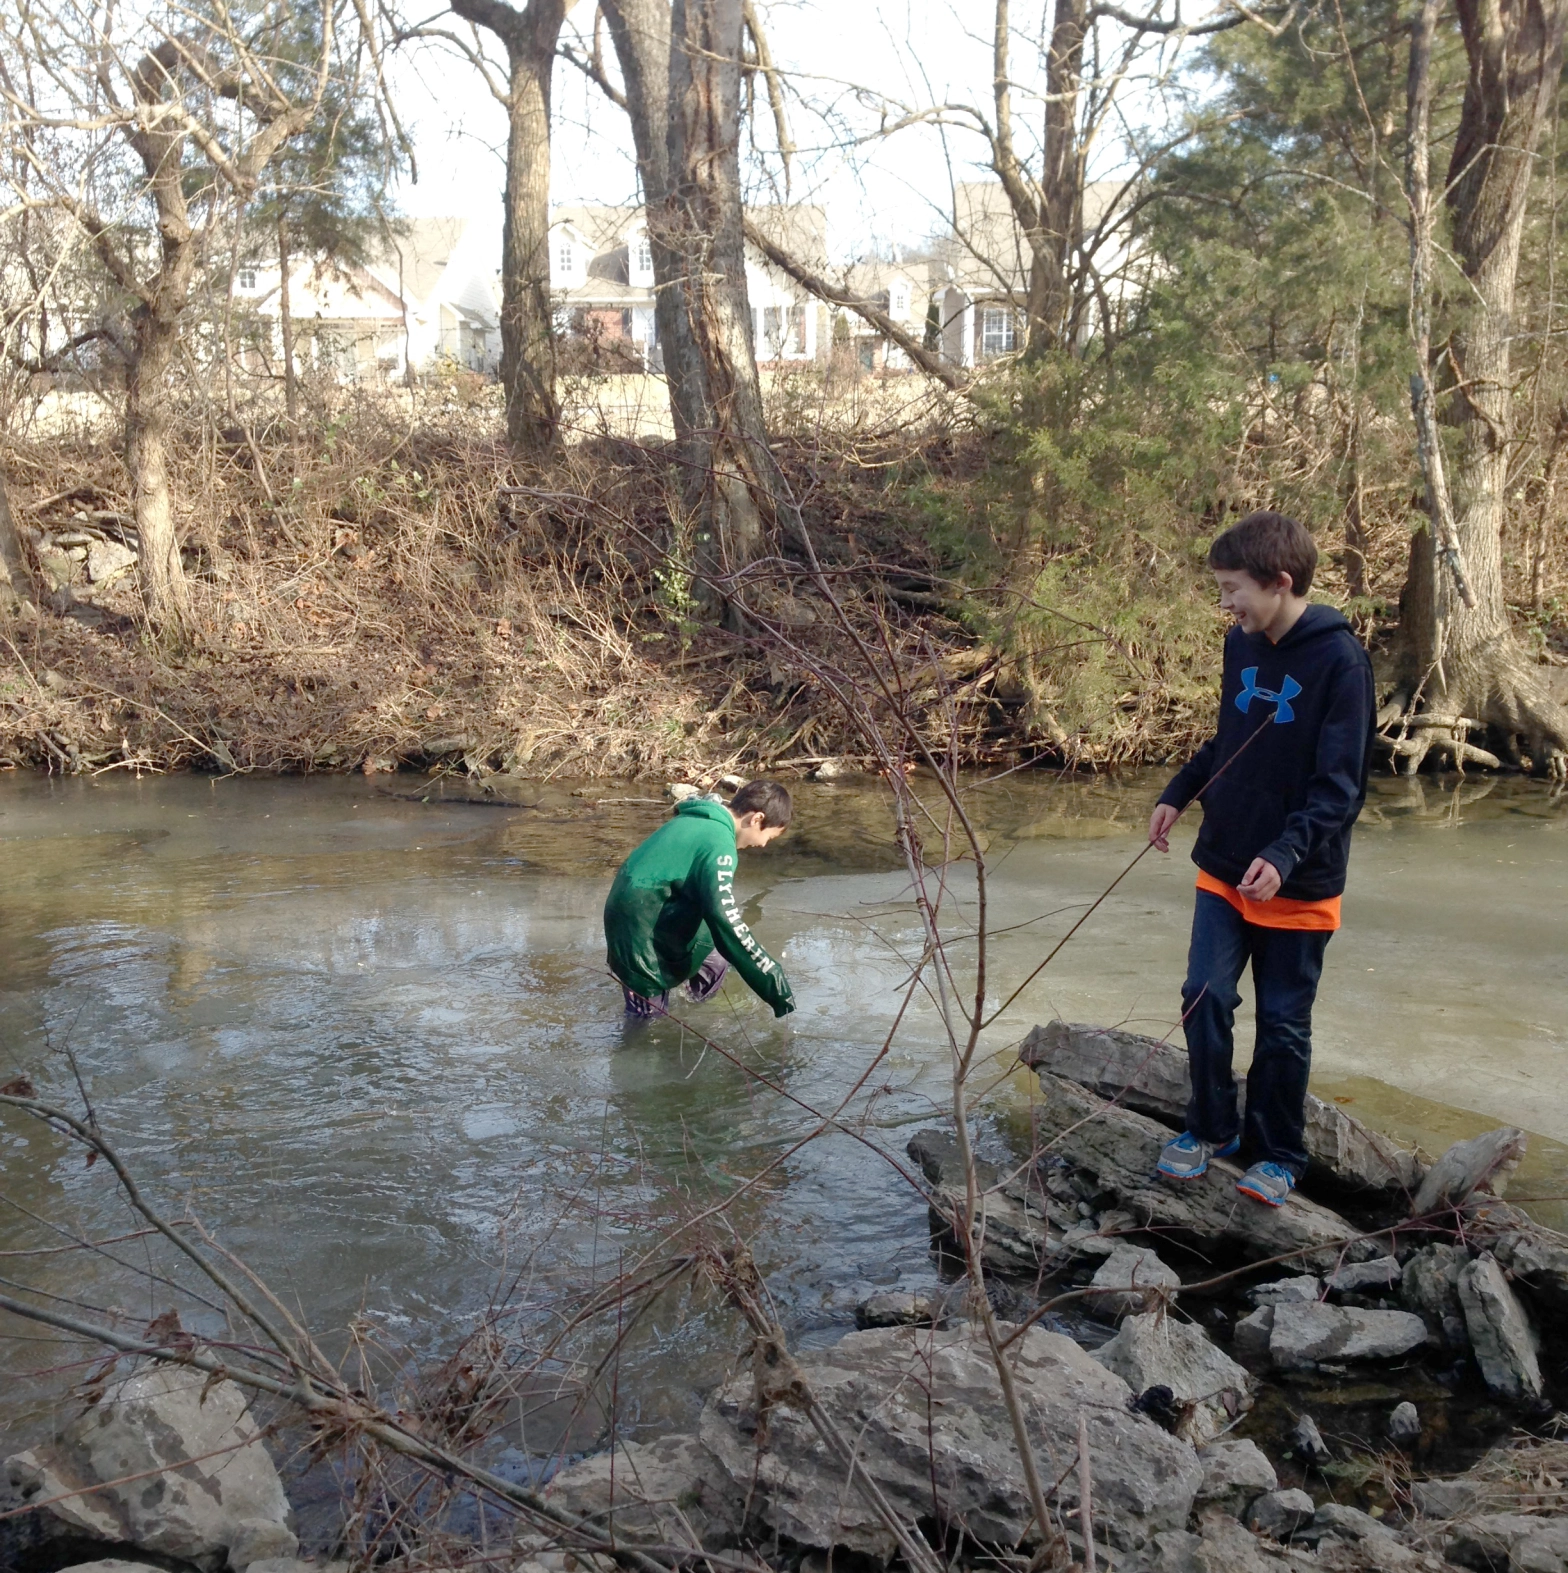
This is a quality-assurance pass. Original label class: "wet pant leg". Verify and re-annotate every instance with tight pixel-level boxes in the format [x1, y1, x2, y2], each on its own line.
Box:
[683, 951, 730, 1003]
[1242, 926, 1330, 1178]
[1181, 892, 1250, 1145]
[623, 986, 669, 1017]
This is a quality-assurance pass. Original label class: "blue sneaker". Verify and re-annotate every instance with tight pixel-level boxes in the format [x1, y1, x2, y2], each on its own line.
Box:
[1236, 1161, 1296, 1207]
[1156, 1131, 1240, 1181]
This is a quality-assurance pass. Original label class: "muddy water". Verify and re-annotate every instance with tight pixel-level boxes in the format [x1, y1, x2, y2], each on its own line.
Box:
[0, 769, 1565, 1451]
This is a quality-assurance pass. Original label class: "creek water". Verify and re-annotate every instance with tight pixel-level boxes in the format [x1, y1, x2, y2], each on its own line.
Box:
[1, 768, 1565, 1461]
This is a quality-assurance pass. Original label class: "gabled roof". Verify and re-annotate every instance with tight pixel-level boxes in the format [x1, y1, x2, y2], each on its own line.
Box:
[370, 217, 468, 307]
[938, 181, 1124, 298]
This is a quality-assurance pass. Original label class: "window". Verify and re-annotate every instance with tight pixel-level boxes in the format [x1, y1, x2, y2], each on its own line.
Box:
[556, 240, 575, 277]
[786, 305, 807, 355]
[634, 237, 653, 277]
[891, 283, 909, 318]
[238, 268, 257, 291]
[762, 306, 783, 352]
[981, 306, 1017, 357]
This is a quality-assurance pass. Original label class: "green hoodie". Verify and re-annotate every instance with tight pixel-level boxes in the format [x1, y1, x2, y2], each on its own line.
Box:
[603, 798, 795, 1017]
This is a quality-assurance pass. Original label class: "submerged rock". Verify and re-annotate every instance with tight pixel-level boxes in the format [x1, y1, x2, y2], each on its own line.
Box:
[1093, 1312, 1255, 1446]
[1291, 1414, 1330, 1464]
[1267, 1302, 1429, 1371]
[854, 1289, 947, 1328]
[0, 1365, 295, 1572]
[1388, 1401, 1421, 1443]
[1457, 1254, 1543, 1399]
[1412, 1129, 1526, 1216]
[696, 1323, 1203, 1556]
[1019, 1022, 1424, 1200]
[1194, 1440, 1278, 1518]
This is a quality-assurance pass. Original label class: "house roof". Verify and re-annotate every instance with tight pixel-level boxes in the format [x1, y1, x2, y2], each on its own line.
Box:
[560, 279, 654, 306]
[369, 217, 469, 307]
[938, 181, 1122, 298]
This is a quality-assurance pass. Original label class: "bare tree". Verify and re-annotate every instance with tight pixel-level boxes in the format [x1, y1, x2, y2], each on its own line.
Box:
[1390, 0, 1568, 771]
[0, 0, 360, 626]
[437, 0, 572, 456]
[0, 464, 34, 610]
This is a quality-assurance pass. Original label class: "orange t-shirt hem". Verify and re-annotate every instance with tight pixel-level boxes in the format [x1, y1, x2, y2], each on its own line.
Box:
[1196, 870, 1341, 932]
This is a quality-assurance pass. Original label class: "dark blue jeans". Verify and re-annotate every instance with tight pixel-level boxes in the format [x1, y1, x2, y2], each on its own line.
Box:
[1181, 891, 1331, 1178]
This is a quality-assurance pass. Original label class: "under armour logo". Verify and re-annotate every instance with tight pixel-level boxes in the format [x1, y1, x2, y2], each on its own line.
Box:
[1236, 667, 1301, 723]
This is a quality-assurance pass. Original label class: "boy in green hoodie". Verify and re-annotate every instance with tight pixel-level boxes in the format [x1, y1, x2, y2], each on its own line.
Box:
[604, 779, 796, 1019]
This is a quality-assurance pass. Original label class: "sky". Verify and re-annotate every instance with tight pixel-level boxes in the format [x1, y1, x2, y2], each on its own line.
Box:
[389, 0, 1190, 263]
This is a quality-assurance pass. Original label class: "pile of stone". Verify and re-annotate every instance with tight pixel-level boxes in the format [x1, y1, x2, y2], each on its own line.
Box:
[0, 1366, 332, 1573]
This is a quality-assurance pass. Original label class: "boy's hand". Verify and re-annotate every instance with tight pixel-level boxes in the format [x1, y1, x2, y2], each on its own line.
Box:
[1238, 856, 1282, 902]
[1148, 804, 1179, 852]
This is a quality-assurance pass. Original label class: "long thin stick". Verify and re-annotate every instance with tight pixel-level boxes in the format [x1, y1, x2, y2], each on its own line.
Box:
[1077, 1411, 1097, 1573]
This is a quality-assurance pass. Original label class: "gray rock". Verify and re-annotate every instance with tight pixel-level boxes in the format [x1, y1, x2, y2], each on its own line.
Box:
[1411, 1479, 1480, 1520]
[53, 1564, 167, 1573]
[1232, 1307, 1276, 1367]
[697, 1323, 1203, 1556]
[1026, 1072, 1377, 1273]
[1413, 1129, 1527, 1216]
[1245, 1277, 1322, 1308]
[1326, 1258, 1402, 1296]
[1, 1365, 294, 1572]
[666, 783, 701, 802]
[1401, 1242, 1471, 1349]
[1088, 1245, 1182, 1317]
[86, 539, 138, 583]
[1295, 1504, 1396, 1545]
[714, 773, 745, 793]
[855, 1290, 946, 1328]
[1092, 1312, 1255, 1447]
[810, 758, 847, 781]
[546, 1433, 743, 1551]
[1246, 1489, 1316, 1540]
[1445, 1514, 1568, 1573]
[1457, 1254, 1543, 1399]
[1195, 1440, 1278, 1517]
[1182, 1514, 1290, 1573]
[1490, 1228, 1568, 1316]
[1019, 1022, 1425, 1199]
[1388, 1402, 1421, 1443]
[243, 1563, 347, 1573]
[1268, 1302, 1428, 1371]
[1291, 1415, 1330, 1464]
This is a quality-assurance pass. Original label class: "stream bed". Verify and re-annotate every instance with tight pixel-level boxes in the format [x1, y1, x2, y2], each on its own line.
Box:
[1, 768, 1565, 1463]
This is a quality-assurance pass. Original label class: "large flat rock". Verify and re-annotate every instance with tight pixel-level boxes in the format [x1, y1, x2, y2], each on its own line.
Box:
[1029, 1071, 1380, 1273]
[1020, 1022, 1424, 1202]
[697, 1323, 1202, 1556]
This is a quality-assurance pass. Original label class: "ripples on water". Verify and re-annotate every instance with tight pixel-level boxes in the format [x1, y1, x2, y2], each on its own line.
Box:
[1, 769, 1565, 1449]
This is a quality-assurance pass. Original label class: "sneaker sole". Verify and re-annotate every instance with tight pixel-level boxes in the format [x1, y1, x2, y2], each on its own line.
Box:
[1156, 1163, 1208, 1180]
[1235, 1182, 1289, 1207]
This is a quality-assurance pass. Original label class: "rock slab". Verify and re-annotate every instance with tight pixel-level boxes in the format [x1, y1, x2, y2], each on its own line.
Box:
[1194, 1441, 1278, 1517]
[1088, 1246, 1182, 1317]
[1020, 1022, 1424, 1199]
[1457, 1253, 1543, 1399]
[1412, 1129, 1526, 1216]
[697, 1323, 1203, 1556]
[1093, 1313, 1255, 1447]
[1, 1365, 294, 1572]
[1267, 1302, 1428, 1370]
[1246, 1489, 1316, 1540]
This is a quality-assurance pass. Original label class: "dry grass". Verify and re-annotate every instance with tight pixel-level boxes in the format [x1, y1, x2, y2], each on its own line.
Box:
[0, 390, 1098, 778]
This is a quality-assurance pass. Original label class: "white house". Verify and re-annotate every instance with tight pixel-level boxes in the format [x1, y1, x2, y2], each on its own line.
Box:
[547, 203, 829, 371]
[930, 181, 1133, 367]
[840, 255, 939, 371]
[231, 216, 501, 382]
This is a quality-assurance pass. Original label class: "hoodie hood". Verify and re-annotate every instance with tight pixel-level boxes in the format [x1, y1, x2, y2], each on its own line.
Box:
[674, 797, 736, 835]
[1272, 601, 1353, 650]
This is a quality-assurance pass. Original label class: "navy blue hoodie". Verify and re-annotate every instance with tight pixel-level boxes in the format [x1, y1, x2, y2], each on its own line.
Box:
[1157, 603, 1375, 901]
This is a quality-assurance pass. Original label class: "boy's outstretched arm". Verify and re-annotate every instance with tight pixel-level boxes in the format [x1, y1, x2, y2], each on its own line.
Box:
[1148, 735, 1218, 848]
[696, 846, 796, 1017]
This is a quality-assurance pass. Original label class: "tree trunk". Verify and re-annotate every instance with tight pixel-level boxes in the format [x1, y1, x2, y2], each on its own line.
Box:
[450, 0, 567, 457]
[278, 209, 299, 423]
[660, 0, 777, 597]
[0, 463, 35, 611]
[1029, 0, 1087, 354]
[1394, 0, 1568, 770]
[125, 314, 191, 626]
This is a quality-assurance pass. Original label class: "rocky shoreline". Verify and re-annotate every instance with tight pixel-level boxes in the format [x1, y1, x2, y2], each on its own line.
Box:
[3, 1021, 1565, 1573]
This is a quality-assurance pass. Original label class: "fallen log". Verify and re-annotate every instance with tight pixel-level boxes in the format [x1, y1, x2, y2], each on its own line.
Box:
[1019, 1021, 1425, 1203]
[1029, 1071, 1382, 1272]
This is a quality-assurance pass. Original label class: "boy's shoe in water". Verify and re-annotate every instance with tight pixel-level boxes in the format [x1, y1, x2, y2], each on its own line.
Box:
[1236, 1161, 1296, 1207]
[1155, 1132, 1240, 1181]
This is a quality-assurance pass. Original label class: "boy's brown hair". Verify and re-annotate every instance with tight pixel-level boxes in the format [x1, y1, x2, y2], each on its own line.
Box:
[1208, 511, 1318, 596]
[728, 779, 792, 828]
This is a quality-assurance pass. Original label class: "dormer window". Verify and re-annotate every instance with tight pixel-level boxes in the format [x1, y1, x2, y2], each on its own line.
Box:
[238, 268, 257, 291]
[634, 236, 653, 277]
[891, 283, 909, 317]
[556, 239, 575, 277]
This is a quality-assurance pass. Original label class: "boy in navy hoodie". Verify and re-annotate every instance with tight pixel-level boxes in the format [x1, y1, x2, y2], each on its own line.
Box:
[1147, 512, 1374, 1207]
